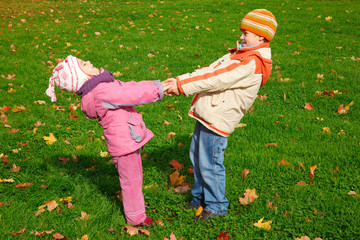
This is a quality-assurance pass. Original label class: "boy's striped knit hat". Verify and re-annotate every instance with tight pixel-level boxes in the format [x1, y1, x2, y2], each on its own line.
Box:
[240, 9, 277, 41]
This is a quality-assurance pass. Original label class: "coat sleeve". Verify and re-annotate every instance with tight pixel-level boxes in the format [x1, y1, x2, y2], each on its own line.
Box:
[97, 80, 164, 109]
[176, 56, 260, 96]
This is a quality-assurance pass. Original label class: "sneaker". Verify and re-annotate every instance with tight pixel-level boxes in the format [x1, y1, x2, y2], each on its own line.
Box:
[135, 217, 154, 227]
[193, 209, 218, 221]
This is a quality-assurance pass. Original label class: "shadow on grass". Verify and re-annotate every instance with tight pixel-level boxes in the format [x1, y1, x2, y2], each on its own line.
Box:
[48, 134, 193, 210]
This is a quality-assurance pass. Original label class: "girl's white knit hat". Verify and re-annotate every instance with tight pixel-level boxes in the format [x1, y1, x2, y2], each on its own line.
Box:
[46, 55, 90, 102]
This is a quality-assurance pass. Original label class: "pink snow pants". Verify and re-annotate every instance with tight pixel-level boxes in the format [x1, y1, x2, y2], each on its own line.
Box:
[112, 149, 147, 225]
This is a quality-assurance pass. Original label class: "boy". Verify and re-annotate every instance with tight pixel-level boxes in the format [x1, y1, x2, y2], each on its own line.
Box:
[164, 9, 277, 220]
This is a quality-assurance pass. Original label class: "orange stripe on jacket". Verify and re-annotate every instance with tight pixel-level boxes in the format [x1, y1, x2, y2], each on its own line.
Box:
[177, 58, 254, 95]
[189, 110, 231, 137]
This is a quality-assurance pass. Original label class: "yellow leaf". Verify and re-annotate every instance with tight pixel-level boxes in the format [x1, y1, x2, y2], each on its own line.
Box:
[195, 206, 203, 216]
[254, 217, 272, 230]
[236, 123, 247, 128]
[43, 133, 57, 145]
[0, 178, 15, 183]
[99, 150, 110, 158]
[60, 196, 72, 203]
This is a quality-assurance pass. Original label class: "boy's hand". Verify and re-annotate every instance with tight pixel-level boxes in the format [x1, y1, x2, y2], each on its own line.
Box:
[163, 78, 180, 96]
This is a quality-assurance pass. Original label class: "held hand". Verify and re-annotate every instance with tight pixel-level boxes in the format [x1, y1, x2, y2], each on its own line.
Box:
[163, 78, 180, 96]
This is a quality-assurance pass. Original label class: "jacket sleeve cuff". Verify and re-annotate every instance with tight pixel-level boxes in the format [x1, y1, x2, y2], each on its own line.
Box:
[176, 77, 185, 95]
[154, 80, 164, 101]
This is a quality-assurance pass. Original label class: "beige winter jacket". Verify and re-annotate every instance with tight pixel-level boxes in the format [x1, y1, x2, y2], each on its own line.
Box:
[176, 43, 272, 137]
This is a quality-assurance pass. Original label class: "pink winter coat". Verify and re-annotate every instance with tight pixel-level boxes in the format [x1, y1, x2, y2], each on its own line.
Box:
[78, 70, 164, 156]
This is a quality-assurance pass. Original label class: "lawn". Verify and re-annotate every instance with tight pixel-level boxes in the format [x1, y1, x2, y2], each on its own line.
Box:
[0, 0, 359, 239]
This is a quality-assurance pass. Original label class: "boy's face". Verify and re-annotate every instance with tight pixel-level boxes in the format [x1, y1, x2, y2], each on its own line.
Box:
[77, 58, 100, 76]
[240, 30, 265, 47]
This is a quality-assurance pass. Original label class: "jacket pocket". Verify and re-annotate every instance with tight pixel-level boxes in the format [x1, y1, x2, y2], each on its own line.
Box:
[127, 116, 147, 143]
[211, 91, 225, 107]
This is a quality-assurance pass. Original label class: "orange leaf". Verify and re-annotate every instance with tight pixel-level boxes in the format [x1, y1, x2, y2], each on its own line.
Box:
[277, 158, 289, 166]
[242, 169, 249, 181]
[170, 171, 179, 186]
[76, 211, 90, 220]
[123, 226, 150, 236]
[297, 181, 307, 186]
[53, 232, 65, 239]
[15, 182, 32, 188]
[164, 232, 183, 240]
[163, 120, 170, 125]
[310, 165, 318, 175]
[265, 143, 278, 147]
[12, 105, 28, 112]
[166, 132, 176, 140]
[304, 103, 313, 110]
[239, 188, 258, 205]
[169, 159, 183, 170]
[10, 228, 26, 236]
[187, 168, 194, 174]
[337, 104, 348, 114]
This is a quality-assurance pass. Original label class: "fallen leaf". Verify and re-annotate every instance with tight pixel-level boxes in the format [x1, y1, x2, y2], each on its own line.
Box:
[123, 226, 150, 236]
[304, 103, 313, 110]
[39, 200, 58, 211]
[12, 105, 28, 112]
[278, 158, 290, 166]
[34, 100, 46, 105]
[10, 164, 21, 172]
[195, 206, 203, 216]
[169, 170, 185, 187]
[239, 188, 258, 205]
[32, 230, 54, 236]
[236, 123, 247, 128]
[294, 236, 311, 240]
[76, 211, 90, 220]
[174, 184, 190, 193]
[10, 228, 26, 236]
[310, 165, 318, 175]
[242, 169, 249, 181]
[254, 217, 272, 230]
[297, 181, 307, 186]
[322, 127, 331, 134]
[265, 143, 278, 147]
[15, 182, 32, 188]
[348, 191, 360, 197]
[43, 133, 57, 145]
[216, 231, 229, 240]
[267, 201, 278, 210]
[164, 232, 183, 240]
[166, 132, 176, 140]
[163, 120, 170, 125]
[53, 232, 65, 239]
[169, 159, 183, 170]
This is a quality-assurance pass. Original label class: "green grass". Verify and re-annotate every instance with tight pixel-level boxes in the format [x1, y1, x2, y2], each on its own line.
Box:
[1, 0, 359, 239]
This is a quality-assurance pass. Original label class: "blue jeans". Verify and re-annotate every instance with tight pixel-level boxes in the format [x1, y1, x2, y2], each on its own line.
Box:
[190, 121, 229, 216]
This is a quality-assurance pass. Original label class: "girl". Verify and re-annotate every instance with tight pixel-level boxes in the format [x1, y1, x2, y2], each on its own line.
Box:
[46, 55, 166, 226]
